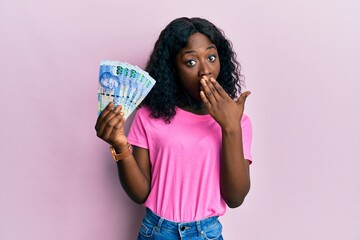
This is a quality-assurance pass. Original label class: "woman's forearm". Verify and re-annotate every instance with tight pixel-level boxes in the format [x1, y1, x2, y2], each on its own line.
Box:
[114, 146, 151, 204]
[220, 126, 251, 208]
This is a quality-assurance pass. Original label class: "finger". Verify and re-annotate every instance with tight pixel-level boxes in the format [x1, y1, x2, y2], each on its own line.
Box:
[114, 113, 125, 130]
[237, 91, 251, 105]
[109, 116, 126, 139]
[200, 77, 217, 106]
[209, 77, 231, 100]
[95, 102, 114, 130]
[102, 113, 123, 140]
[200, 90, 212, 108]
[97, 105, 123, 135]
[205, 77, 221, 101]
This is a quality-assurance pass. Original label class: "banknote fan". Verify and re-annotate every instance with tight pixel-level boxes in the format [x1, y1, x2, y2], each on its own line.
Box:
[98, 61, 156, 118]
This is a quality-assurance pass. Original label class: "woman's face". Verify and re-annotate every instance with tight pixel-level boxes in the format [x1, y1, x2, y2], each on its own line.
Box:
[175, 33, 220, 102]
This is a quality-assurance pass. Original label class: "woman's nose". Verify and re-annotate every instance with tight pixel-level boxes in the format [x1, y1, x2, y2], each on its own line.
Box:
[198, 62, 211, 77]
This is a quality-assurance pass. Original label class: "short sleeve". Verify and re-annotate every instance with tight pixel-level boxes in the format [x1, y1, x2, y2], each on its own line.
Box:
[127, 107, 150, 149]
[241, 114, 253, 164]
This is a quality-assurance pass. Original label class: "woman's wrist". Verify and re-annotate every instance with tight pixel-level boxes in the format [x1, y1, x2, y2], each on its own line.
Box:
[113, 143, 131, 154]
[109, 143, 132, 162]
[221, 123, 242, 135]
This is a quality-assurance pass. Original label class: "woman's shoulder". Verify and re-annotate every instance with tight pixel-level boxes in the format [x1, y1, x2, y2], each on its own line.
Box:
[134, 105, 152, 117]
[241, 113, 251, 122]
[241, 113, 252, 128]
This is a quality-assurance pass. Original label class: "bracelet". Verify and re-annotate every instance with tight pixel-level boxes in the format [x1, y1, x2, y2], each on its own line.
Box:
[109, 144, 132, 162]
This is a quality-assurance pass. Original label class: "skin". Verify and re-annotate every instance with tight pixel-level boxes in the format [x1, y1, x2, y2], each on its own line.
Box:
[175, 33, 220, 113]
[95, 32, 251, 207]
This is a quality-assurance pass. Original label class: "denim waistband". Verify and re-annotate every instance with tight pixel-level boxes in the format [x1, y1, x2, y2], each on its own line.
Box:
[143, 208, 219, 236]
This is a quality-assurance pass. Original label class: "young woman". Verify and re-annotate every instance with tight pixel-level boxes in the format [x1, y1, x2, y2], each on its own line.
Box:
[95, 17, 253, 239]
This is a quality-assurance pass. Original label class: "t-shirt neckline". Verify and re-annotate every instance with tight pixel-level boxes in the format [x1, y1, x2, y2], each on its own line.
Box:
[175, 106, 212, 121]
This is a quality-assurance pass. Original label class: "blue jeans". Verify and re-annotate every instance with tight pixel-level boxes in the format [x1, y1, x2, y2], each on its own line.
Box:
[137, 208, 223, 240]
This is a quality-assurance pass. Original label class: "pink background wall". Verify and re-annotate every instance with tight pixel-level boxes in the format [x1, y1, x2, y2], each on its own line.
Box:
[1, 0, 359, 239]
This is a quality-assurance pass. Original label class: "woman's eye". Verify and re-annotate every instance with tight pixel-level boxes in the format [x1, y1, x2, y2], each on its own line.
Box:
[186, 59, 196, 66]
[208, 55, 216, 62]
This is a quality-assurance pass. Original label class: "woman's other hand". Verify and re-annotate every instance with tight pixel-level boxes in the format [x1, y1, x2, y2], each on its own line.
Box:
[200, 76, 251, 130]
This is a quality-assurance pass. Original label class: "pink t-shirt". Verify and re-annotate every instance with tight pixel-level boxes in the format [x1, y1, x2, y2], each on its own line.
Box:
[127, 106, 252, 222]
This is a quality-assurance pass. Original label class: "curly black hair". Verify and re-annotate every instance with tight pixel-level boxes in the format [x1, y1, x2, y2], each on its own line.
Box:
[142, 17, 244, 123]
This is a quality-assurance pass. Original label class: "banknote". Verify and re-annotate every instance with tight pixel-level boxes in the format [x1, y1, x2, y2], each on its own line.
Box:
[98, 61, 156, 118]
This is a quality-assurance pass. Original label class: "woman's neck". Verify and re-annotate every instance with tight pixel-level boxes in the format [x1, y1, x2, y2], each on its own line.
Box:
[178, 103, 208, 115]
[177, 91, 208, 115]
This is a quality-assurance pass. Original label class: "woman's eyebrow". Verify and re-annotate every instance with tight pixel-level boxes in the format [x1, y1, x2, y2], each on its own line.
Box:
[181, 45, 217, 56]
[207, 45, 217, 50]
